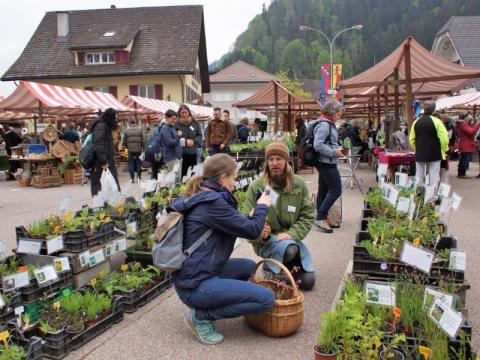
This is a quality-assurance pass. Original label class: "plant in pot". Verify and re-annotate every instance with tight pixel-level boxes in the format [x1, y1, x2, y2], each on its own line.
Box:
[20, 312, 38, 338]
[314, 311, 342, 359]
[96, 294, 112, 318]
[38, 320, 64, 337]
[379, 333, 406, 360]
[0, 342, 26, 360]
[82, 291, 101, 327]
[60, 292, 85, 334]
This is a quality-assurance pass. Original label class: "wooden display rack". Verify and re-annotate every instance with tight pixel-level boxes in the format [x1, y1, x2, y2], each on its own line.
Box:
[64, 168, 83, 185]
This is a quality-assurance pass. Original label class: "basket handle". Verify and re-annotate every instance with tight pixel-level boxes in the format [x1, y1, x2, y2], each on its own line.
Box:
[250, 258, 299, 296]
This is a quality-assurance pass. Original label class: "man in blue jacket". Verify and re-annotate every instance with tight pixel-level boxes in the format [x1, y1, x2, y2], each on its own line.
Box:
[160, 109, 183, 183]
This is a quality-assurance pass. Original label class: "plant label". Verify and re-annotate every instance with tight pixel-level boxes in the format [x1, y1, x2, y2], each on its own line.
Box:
[92, 194, 106, 208]
[105, 243, 117, 257]
[89, 249, 105, 266]
[126, 221, 137, 236]
[0, 295, 4, 309]
[240, 178, 248, 188]
[449, 251, 466, 272]
[419, 346, 431, 359]
[396, 197, 410, 213]
[438, 183, 451, 198]
[14, 306, 24, 315]
[79, 251, 91, 268]
[46, 235, 64, 255]
[424, 287, 455, 309]
[0, 330, 8, 343]
[377, 163, 388, 178]
[59, 195, 71, 213]
[386, 185, 399, 206]
[140, 180, 157, 193]
[450, 193, 462, 210]
[395, 172, 408, 187]
[0, 240, 6, 255]
[53, 257, 71, 273]
[400, 242, 434, 274]
[34, 265, 58, 286]
[428, 298, 464, 339]
[408, 201, 416, 221]
[2, 271, 29, 292]
[116, 238, 127, 251]
[172, 162, 181, 174]
[265, 185, 279, 207]
[234, 181, 241, 189]
[365, 281, 396, 307]
[424, 184, 436, 204]
[16, 239, 42, 255]
[236, 161, 243, 170]
[439, 197, 451, 215]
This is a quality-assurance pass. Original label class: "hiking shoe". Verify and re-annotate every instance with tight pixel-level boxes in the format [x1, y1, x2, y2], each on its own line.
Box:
[184, 310, 224, 345]
[314, 220, 333, 233]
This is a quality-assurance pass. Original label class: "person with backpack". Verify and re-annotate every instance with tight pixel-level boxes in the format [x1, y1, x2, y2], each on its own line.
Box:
[122, 118, 143, 183]
[236, 118, 250, 143]
[312, 100, 345, 233]
[171, 153, 274, 345]
[160, 109, 183, 183]
[175, 104, 202, 178]
[90, 108, 121, 196]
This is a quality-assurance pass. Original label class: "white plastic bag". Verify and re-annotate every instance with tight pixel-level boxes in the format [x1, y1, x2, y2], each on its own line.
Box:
[100, 168, 118, 194]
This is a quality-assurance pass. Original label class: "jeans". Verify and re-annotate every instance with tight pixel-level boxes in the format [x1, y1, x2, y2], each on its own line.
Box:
[175, 258, 275, 321]
[128, 153, 141, 180]
[208, 145, 229, 155]
[181, 153, 198, 178]
[458, 152, 472, 176]
[315, 165, 342, 220]
[415, 161, 441, 187]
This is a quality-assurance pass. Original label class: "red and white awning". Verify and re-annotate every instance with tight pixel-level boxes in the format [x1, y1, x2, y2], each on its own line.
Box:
[0, 81, 134, 116]
[187, 103, 213, 120]
[435, 92, 480, 111]
[122, 96, 178, 118]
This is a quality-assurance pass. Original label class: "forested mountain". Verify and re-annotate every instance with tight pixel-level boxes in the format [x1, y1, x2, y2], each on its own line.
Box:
[213, 0, 480, 80]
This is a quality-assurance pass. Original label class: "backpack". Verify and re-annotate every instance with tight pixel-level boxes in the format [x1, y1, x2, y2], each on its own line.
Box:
[79, 134, 95, 170]
[300, 119, 333, 167]
[145, 125, 163, 163]
[152, 193, 212, 272]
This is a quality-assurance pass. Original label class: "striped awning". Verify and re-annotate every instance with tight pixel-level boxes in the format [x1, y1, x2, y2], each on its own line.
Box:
[435, 92, 480, 111]
[122, 95, 213, 120]
[0, 81, 134, 116]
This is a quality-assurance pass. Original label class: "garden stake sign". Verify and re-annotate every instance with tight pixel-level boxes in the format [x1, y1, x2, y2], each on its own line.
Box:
[0, 330, 9, 348]
[419, 345, 431, 359]
[392, 306, 401, 329]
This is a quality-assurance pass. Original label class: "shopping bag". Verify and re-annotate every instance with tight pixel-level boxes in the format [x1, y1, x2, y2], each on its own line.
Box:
[100, 168, 118, 194]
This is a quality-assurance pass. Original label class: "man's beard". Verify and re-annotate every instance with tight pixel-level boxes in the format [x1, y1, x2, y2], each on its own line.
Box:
[269, 170, 287, 188]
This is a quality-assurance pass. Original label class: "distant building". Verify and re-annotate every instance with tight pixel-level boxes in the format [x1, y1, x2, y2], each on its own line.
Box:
[204, 60, 279, 122]
[2, 5, 210, 103]
[432, 16, 480, 91]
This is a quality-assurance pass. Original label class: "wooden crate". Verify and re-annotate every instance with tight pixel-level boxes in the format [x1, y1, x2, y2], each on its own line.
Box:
[64, 168, 83, 185]
[32, 174, 62, 188]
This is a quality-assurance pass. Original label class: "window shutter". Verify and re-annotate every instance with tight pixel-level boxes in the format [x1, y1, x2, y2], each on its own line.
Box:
[78, 52, 85, 65]
[114, 51, 123, 63]
[129, 85, 138, 96]
[122, 51, 129, 63]
[108, 86, 118, 99]
[154, 84, 163, 100]
[84, 86, 93, 91]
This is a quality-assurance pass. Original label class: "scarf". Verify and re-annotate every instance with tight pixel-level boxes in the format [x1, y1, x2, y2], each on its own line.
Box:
[178, 116, 193, 126]
[200, 178, 238, 210]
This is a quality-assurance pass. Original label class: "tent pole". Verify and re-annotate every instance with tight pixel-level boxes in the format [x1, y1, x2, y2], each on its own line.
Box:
[384, 84, 391, 147]
[474, 104, 477, 118]
[274, 83, 279, 133]
[376, 88, 381, 132]
[287, 94, 292, 133]
[404, 42, 414, 129]
[394, 68, 400, 131]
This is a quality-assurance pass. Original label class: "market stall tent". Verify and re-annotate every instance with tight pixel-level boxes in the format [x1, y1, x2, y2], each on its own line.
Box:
[435, 92, 480, 111]
[232, 80, 321, 132]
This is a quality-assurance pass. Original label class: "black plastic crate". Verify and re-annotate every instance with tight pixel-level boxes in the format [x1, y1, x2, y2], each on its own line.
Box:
[0, 291, 21, 326]
[117, 273, 172, 314]
[20, 271, 74, 304]
[9, 330, 43, 360]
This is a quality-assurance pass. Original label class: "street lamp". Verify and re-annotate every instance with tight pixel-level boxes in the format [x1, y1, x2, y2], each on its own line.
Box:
[299, 24, 363, 92]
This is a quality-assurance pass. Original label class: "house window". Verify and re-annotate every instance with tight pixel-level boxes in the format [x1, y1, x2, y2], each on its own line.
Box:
[102, 31, 116, 37]
[237, 91, 254, 101]
[212, 92, 234, 102]
[92, 85, 109, 93]
[139, 84, 155, 99]
[86, 52, 115, 65]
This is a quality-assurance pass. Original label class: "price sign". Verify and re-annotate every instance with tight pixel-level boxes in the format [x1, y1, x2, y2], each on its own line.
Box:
[17, 239, 42, 254]
[400, 242, 434, 274]
[46, 235, 64, 255]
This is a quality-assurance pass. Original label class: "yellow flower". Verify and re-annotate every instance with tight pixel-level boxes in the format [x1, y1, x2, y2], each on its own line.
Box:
[116, 206, 124, 214]
[53, 225, 61, 235]
[63, 212, 73, 221]
[99, 213, 105, 220]
[433, 211, 439, 218]
[104, 217, 111, 222]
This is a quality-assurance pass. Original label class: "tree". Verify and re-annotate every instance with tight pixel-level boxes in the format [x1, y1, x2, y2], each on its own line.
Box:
[276, 70, 312, 98]
[281, 39, 307, 79]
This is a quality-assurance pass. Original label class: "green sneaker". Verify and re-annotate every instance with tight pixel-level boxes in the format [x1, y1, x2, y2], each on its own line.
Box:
[184, 309, 224, 345]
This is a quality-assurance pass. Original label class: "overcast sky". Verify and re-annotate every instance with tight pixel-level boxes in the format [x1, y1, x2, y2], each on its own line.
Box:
[0, 0, 267, 96]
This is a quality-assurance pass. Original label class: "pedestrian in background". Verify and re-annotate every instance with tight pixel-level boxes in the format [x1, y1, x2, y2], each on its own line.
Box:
[205, 107, 233, 155]
[60, 122, 80, 144]
[175, 104, 201, 178]
[160, 109, 182, 183]
[123, 118, 143, 183]
[456, 113, 480, 179]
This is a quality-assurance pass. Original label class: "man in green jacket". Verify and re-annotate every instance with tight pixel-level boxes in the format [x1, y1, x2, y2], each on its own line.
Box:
[409, 101, 448, 188]
[242, 142, 316, 290]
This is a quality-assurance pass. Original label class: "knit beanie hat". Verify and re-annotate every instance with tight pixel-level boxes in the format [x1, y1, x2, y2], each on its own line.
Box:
[265, 141, 291, 161]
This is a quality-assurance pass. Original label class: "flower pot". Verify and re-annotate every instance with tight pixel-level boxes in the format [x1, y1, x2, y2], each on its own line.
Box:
[84, 317, 99, 328]
[67, 322, 85, 336]
[313, 345, 337, 360]
[380, 349, 405, 360]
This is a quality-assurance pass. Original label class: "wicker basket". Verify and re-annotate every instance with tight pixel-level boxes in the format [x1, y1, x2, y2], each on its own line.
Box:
[244, 259, 304, 337]
[18, 178, 31, 187]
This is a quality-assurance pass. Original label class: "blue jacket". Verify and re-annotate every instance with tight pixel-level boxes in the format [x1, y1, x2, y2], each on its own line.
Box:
[60, 129, 80, 144]
[313, 117, 339, 164]
[170, 190, 268, 289]
[160, 123, 182, 162]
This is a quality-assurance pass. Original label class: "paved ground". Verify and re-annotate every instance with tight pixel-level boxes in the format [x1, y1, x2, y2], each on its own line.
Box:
[0, 160, 478, 359]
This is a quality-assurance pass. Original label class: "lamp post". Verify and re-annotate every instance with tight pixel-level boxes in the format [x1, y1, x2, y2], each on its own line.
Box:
[299, 24, 363, 93]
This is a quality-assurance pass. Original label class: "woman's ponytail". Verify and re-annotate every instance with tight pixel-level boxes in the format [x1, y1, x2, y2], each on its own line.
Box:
[186, 175, 203, 197]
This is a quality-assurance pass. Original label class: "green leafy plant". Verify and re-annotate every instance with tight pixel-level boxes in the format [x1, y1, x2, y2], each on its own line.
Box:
[0, 342, 26, 360]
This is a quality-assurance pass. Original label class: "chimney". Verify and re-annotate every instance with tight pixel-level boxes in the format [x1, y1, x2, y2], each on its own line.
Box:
[110, 5, 116, 9]
[57, 12, 69, 37]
